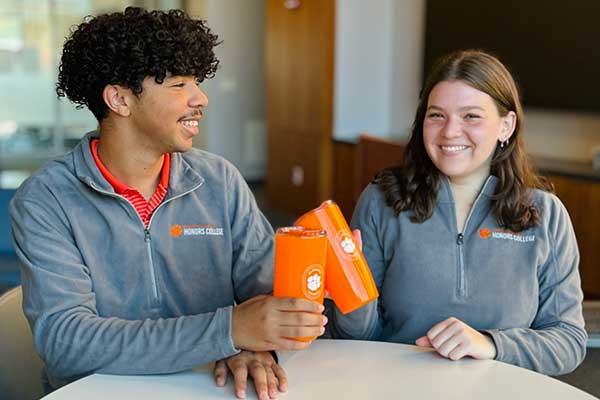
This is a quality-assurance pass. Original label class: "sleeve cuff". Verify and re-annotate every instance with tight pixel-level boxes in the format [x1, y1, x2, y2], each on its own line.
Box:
[481, 329, 503, 361]
[221, 305, 241, 356]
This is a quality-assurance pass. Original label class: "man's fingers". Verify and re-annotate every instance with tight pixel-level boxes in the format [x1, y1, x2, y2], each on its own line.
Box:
[272, 363, 288, 392]
[274, 297, 325, 313]
[244, 294, 269, 306]
[249, 360, 269, 400]
[232, 295, 326, 351]
[271, 337, 312, 351]
[278, 311, 327, 328]
[265, 366, 279, 398]
[221, 351, 287, 400]
[213, 360, 228, 387]
[352, 229, 362, 251]
[231, 361, 249, 399]
[279, 325, 325, 340]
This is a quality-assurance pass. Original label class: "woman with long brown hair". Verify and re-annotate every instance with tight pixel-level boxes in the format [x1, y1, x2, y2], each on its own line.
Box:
[331, 50, 586, 375]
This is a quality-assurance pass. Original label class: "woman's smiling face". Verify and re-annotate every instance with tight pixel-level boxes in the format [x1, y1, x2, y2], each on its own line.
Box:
[423, 80, 515, 184]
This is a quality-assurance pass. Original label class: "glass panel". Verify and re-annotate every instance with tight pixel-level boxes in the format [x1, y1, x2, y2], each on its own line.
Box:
[0, 0, 182, 188]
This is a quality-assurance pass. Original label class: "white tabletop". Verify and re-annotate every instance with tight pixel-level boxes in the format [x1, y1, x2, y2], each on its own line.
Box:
[42, 339, 597, 399]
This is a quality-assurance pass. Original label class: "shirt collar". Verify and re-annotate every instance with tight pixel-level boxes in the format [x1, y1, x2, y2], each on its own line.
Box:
[89, 137, 170, 195]
[437, 174, 498, 203]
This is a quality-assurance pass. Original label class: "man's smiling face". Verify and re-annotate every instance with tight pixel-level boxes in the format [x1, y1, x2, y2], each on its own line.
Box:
[128, 75, 208, 154]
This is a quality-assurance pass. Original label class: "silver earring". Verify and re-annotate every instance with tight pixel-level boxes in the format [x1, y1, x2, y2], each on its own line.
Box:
[499, 139, 509, 148]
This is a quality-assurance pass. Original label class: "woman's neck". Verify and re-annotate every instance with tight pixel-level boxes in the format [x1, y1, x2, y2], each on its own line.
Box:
[448, 171, 490, 232]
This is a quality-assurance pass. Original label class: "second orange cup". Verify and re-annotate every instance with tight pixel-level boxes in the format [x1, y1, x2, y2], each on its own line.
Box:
[295, 200, 379, 314]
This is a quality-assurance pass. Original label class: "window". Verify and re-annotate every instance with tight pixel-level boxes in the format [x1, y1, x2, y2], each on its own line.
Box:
[0, 0, 182, 188]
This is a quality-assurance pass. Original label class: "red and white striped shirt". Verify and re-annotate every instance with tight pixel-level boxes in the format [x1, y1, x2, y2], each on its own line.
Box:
[91, 139, 170, 226]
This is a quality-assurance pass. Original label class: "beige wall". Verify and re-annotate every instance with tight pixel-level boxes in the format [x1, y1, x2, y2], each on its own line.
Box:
[183, 0, 204, 17]
[184, 0, 208, 151]
[185, 0, 266, 180]
[524, 109, 600, 162]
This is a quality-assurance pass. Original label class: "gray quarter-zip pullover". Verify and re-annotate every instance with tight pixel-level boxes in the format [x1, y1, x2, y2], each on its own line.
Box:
[331, 176, 586, 375]
[9, 131, 274, 388]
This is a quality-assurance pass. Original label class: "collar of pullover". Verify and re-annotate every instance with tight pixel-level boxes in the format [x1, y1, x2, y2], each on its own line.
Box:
[437, 174, 499, 204]
[73, 131, 204, 197]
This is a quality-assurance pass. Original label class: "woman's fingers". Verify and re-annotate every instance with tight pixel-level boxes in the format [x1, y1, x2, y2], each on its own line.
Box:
[422, 317, 496, 361]
[415, 336, 432, 347]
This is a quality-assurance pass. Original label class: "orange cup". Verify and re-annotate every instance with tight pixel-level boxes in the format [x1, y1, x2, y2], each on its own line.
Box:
[273, 226, 328, 341]
[295, 200, 379, 314]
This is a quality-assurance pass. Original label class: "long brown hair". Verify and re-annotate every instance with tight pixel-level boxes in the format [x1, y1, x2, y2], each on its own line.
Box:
[376, 50, 552, 232]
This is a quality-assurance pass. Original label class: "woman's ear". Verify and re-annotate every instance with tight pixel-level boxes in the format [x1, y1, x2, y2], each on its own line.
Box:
[500, 111, 517, 141]
[102, 84, 132, 117]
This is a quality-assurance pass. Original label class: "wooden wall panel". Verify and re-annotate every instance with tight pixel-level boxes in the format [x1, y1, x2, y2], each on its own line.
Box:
[354, 134, 405, 201]
[265, 0, 334, 214]
[268, 134, 321, 213]
[548, 175, 600, 299]
[332, 140, 357, 220]
[332, 135, 405, 220]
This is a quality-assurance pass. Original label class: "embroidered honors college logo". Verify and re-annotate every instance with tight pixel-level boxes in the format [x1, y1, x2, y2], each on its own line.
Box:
[170, 224, 224, 237]
[479, 228, 535, 243]
[302, 265, 323, 299]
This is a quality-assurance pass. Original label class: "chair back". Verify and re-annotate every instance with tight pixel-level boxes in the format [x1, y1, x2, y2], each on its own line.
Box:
[0, 286, 45, 400]
[0, 188, 20, 287]
[0, 188, 16, 255]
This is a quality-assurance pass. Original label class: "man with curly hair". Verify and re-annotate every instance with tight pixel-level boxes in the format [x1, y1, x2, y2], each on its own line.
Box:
[9, 7, 327, 399]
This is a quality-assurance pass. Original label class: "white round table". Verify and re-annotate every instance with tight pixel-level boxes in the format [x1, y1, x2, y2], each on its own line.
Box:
[42, 339, 597, 399]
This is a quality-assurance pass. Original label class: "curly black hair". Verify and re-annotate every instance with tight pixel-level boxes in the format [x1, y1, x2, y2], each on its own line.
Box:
[56, 7, 220, 121]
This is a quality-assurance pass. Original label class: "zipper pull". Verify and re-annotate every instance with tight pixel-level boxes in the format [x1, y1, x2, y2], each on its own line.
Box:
[144, 227, 151, 242]
[456, 233, 464, 245]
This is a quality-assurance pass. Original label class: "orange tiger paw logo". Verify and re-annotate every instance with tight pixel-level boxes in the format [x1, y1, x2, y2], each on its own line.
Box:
[479, 228, 491, 239]
[170, 225, 183, 237]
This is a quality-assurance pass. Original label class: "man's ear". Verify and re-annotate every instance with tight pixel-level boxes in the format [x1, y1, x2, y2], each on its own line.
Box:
[102, 84, 132, 117]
